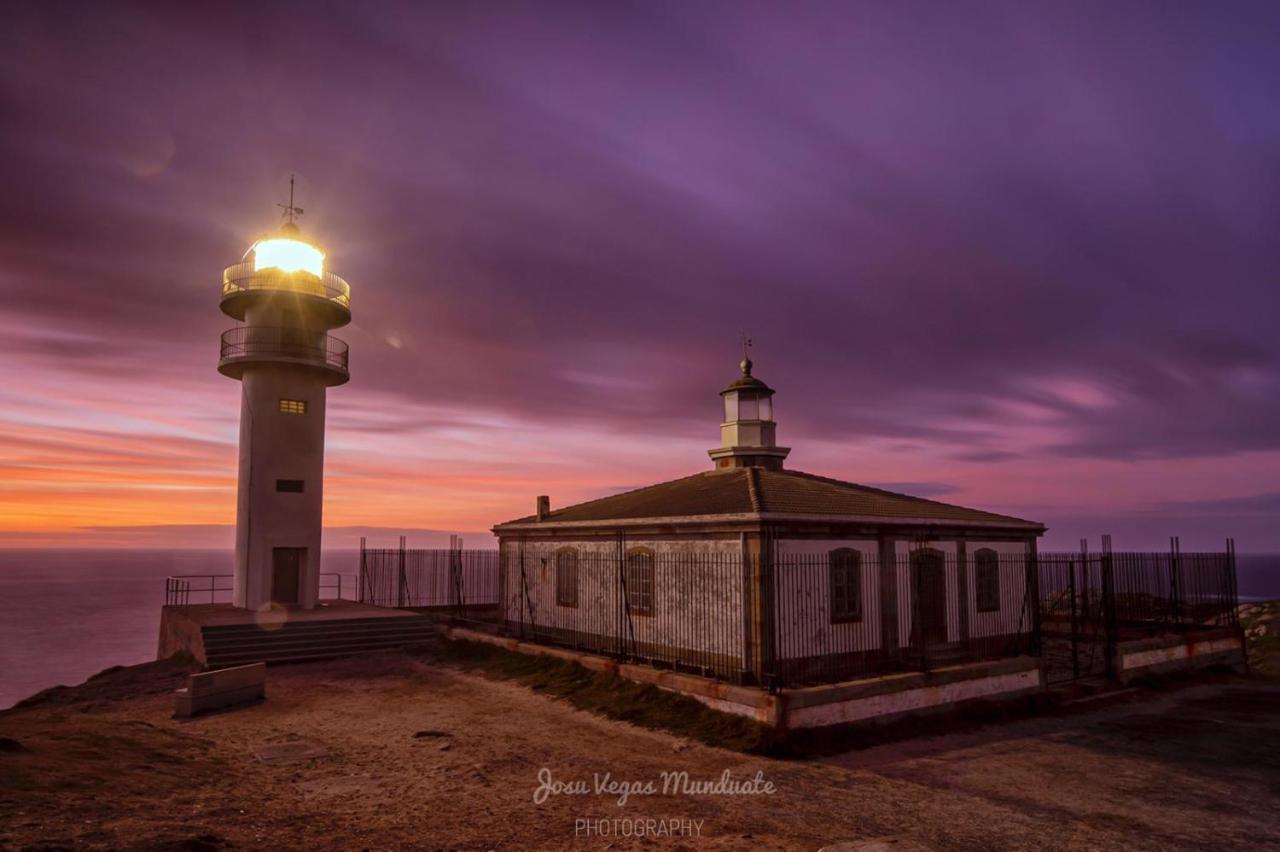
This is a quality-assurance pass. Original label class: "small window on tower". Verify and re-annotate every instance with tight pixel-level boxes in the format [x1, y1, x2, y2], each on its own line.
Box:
[279, 399, 307, 415]
[276, 479, 305, 493]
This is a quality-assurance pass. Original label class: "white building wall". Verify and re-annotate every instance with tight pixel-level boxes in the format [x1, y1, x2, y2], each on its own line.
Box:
[891, 539, 1030, 647]
[965, 540, 1031, 641]
[772, 539, 881, 661]
[502, 538, 746, 667]
[501, 533, 1034, 672]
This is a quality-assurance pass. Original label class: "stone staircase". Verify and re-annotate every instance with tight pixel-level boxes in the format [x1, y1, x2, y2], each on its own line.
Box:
[200, 614, 436, 668]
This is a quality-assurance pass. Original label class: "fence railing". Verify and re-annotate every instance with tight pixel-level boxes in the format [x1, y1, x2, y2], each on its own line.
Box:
[320, 572, 352, 601]
[164, 572, 357, 606]
[1107, 550, 1238, 628]
[1035, 543, 1238, 683]
[771, 551, 1036, 686]
[357, 545, 1040, 687]
[221, 261, 352, 310]
[349, 539, 1241, 689]
[165, 574, 234, 606]
[359, 548, 501, 609]
[507, 550, 751, 683]
[218, 326, 349, 375]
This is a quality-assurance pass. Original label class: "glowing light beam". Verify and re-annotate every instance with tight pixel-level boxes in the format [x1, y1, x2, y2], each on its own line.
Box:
[252, 237, 324, 276]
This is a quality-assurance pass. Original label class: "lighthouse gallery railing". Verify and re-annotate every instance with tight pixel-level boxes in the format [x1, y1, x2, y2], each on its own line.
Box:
[219, 326, 349, 372]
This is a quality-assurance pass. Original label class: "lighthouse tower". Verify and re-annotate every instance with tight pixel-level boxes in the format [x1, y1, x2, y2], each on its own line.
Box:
[217, 188, 351, 611]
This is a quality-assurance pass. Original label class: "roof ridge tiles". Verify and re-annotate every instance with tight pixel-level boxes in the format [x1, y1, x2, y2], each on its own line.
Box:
[746, 467, 762, 512]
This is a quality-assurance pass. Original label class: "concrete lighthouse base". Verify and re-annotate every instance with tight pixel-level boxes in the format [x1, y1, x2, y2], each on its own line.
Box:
[157, 600, 435, 668]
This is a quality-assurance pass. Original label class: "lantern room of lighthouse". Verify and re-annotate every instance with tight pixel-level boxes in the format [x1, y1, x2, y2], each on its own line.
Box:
[217, 193, 351, 611]
[708, 354, 790, 470]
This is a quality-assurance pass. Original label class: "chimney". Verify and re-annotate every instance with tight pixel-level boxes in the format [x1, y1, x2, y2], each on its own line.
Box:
[536, 495, 550, 521]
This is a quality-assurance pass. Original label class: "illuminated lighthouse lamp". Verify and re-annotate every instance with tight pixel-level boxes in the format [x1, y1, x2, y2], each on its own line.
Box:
[251, 234, 325, 277]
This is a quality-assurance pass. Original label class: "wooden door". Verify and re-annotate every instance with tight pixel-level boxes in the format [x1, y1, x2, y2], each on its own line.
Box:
[272, 547, 304, 605]
[913, 550, 948, 646]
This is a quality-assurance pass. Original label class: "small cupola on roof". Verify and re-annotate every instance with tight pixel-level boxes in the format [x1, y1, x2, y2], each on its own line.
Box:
[708, 355, 791, 471]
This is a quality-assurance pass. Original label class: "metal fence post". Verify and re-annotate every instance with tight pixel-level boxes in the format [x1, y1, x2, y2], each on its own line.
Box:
[759, 539, 776, 688]
[914, 549, 928, 673]
[1226, 537, 1239, 627]
[615, 531, 624, 660]
[1170, 536, 1183, 626]
[397, 535, 407, 608]
[1101, 534, 1117, 679]
[1027, 541, 1042, 658]
[518, 539, 526, 639]
[1068, 558, 1080, 681]
[358, 536, 367, 603]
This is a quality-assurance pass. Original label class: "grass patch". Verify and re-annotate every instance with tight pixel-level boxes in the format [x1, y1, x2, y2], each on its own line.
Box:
[433, 638, 782, 754]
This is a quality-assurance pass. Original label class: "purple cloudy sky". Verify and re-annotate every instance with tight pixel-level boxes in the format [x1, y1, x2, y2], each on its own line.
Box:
[1, 1, 1278, 550]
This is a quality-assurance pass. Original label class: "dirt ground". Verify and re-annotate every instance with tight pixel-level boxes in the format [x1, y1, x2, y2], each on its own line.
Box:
[1, 649, 1278, 851]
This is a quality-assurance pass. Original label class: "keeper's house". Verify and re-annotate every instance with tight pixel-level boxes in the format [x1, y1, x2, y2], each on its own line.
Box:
[492, 357, 1045, 686]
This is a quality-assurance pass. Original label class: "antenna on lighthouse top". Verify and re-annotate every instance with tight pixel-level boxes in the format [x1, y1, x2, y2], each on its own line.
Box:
[277, 174, 305, 227]
[739, 330, 753, 376]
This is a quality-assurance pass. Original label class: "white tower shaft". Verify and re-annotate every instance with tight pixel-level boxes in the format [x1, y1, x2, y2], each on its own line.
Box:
[218, 221, 351, 611]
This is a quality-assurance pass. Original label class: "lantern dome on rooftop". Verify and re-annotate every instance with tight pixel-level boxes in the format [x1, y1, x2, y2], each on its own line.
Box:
[710, 354, 789, 470]
[720, 356, 774, 395]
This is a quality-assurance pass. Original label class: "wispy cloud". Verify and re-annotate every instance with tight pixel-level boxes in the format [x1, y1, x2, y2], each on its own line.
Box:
[1, 2, 1279, 547]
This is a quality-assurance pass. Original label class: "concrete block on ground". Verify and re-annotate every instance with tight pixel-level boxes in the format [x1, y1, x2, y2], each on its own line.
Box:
[174, 662, 266, 718]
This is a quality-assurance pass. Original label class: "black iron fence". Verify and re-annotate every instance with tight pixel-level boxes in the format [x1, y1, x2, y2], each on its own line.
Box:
[506, 550, 752, 683]
[355, 539, 1239, 689]
[1108, 548, 1238, 628]
[359, 543, 1038, 687]
[1036, 540, 1238, 683]
[359, 547, 501, 609]
[772, 550, 1036, 686]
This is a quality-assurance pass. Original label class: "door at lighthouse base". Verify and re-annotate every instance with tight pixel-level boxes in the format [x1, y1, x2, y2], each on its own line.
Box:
[272, 547, 304, 606]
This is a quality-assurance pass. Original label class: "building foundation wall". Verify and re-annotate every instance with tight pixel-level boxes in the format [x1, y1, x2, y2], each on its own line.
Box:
[1113, 628, 1246, 684]
[439, 626, 1044, 730]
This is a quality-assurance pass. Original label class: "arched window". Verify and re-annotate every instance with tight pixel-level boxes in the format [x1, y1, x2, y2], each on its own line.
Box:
[974, 548, 1000, 612]
[624, 548, 655, 616]
[555, 548, 578, 607]
[829, 548, 862, 623]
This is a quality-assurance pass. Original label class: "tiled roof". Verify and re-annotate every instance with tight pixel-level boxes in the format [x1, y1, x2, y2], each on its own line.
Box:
[495, 468, 1042, 529]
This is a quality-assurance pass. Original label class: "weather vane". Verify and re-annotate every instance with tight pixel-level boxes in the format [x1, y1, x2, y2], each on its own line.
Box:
[277, 173, 304, 225]
[741, 331, 753, 361]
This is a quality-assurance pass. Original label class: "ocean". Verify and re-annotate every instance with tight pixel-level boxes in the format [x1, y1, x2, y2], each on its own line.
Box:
[0, 549, 359, 709]
[0, 549, 1276, 710]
